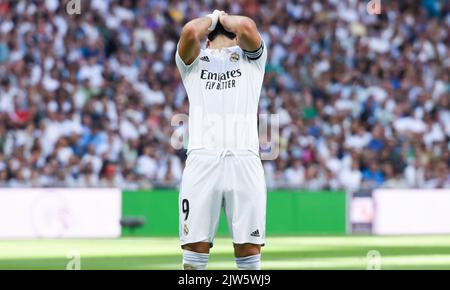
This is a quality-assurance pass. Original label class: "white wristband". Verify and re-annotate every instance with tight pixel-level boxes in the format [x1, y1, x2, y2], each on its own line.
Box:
[206, 10, 221, 32]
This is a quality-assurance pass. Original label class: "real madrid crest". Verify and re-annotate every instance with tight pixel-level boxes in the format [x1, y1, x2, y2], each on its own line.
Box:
[183, 224, 189, 235]
[230, 52, 240, 62]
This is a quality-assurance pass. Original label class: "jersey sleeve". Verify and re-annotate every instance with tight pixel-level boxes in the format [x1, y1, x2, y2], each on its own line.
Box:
[175, 43, 200, 79]
[243, 39, 267, 72]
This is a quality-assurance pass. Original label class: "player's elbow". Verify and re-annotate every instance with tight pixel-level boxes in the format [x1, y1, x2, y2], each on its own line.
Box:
[237, 18, 257, 38]
[181, 22, 199, 42]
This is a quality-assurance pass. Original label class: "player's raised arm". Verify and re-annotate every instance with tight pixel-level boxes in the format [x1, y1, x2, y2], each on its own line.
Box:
[218, 12, 262, 52]
[178, 10, 222, 65]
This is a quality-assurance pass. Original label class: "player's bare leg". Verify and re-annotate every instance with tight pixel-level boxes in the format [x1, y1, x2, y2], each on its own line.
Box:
[181, 242, 210, 270]
[234, 243, 262, 270]
[182, 242, 211, 253]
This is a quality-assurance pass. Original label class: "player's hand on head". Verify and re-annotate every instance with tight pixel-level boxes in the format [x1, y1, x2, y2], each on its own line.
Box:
[219, 11, 228, 24]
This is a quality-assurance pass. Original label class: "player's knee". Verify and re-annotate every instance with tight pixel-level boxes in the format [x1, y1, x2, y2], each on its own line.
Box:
[234, 243, 261, 257]
[234, 244, 261, 270]
[182, 242, 211, 254]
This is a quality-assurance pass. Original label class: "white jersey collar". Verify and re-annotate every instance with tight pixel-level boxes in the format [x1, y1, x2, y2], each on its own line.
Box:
[205, 45, 239, 54]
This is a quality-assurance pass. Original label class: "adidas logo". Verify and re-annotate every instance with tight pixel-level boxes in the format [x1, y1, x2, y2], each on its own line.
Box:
[200, 56, 210, 62]
[250, 229, 260, 237]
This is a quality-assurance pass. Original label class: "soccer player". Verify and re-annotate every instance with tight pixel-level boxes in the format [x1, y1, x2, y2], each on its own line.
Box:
[175, 10, 267, 270]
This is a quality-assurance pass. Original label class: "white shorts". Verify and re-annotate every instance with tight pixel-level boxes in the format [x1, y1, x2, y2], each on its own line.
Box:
[179, 149, 266, 248]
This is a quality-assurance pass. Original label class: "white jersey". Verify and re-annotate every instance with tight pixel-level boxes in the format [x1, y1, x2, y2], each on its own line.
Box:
[175, 41, 267, 155]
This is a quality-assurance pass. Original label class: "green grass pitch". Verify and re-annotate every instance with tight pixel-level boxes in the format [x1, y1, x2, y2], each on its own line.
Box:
[1, 236, 450, 270]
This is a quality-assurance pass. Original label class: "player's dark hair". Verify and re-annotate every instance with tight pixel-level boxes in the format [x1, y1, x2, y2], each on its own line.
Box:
[207, 22, 236, 41]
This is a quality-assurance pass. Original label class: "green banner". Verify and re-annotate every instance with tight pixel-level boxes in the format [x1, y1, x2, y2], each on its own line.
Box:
[121, 190, 347, 236]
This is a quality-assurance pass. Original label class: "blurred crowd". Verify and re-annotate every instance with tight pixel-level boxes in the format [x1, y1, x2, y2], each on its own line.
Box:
[0, 0, 449, 191]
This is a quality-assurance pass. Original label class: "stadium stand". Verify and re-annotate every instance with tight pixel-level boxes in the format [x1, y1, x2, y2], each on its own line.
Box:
[0, 0, 448, 191]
